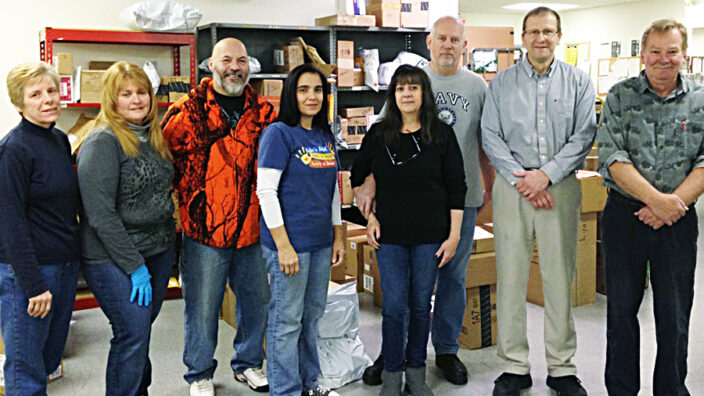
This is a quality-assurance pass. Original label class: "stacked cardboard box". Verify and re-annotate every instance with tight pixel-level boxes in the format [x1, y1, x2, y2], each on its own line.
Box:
[337, 40, 355, 87]
[274, 44, 304, 73]
[315, 14, 376, 27]
[367, 0, 401, 28]
[252, 79, 283, 114]
[526, 170, 607, 307]
[362, 244, 383, 307]
[458, 225, 498, 350]
[400, 0, 429, 28]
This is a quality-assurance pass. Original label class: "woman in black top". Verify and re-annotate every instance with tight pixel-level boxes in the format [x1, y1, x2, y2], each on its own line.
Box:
[0, 61, 80, 395]
[351, 65, 466, 396]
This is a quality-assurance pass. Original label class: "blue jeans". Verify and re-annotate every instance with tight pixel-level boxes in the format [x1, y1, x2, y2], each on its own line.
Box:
[180, 235, 270, 383]
[263, 245, 331, 396]
[0, 261, 78, 396]
[603, 197, 697, 396]
[377, 243, 441, 372]
[82, 247, 174, 396]
[432, 207, 477, 355]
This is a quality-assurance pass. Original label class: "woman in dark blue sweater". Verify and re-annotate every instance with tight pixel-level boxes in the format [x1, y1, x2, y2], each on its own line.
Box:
[0, 61, 80, 395]
[351, 65, 466, 396]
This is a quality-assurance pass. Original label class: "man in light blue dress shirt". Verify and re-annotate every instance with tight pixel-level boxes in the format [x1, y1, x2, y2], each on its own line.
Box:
[481, 7, 596, 396]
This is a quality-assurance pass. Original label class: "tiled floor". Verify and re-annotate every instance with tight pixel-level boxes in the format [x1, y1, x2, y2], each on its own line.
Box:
[50, 202, 704, 396]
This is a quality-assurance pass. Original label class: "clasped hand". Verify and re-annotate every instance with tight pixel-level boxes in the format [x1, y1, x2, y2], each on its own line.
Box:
[636, 193, 688, 230]
[513, 170, 554, 209]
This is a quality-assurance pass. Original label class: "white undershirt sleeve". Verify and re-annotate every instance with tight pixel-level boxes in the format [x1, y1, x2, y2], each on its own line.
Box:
[332, 178, 342, 226]
[256, 167, 284, 228]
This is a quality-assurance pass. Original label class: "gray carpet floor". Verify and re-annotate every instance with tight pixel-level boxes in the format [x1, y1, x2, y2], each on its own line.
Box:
[47, 203, 704, 396]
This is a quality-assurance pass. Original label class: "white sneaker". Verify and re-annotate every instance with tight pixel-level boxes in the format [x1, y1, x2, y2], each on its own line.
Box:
[303, 386, 340, 396]
[189, 378, 214, 396]
[233, 366, 269, 392]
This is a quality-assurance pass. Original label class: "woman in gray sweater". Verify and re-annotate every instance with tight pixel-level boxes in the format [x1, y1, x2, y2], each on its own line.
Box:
[76, 61, 175, 396]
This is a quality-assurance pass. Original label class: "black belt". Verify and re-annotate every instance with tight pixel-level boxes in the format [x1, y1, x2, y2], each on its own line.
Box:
[608, 188, 645, 210]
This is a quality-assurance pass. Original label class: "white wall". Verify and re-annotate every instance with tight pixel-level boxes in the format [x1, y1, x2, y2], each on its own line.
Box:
[0, 0, 335, 137]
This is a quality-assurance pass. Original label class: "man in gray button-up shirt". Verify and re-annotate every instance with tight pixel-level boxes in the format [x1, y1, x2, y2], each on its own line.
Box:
[597, 19, 704, 396]
[481, 7, 595, 396]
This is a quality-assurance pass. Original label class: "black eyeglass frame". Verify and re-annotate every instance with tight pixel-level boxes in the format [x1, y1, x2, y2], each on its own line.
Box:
[385, 134, 422, 166]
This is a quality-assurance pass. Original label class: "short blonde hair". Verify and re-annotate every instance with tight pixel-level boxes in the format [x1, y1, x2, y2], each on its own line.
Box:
[6, 61, 59, 110]
[642, 19, 687, 53]
[95, 61, 171, 160]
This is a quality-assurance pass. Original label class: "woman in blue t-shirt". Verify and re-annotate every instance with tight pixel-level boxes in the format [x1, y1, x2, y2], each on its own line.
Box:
[256, 63, 345, 396]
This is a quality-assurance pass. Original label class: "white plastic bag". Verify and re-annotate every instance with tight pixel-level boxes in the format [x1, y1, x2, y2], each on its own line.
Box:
[378, 60, 400, 87]
[119, 1, 202, 33]
[395, 51, 429, 68]
[317, 282, 372, 389]
[361, 49, 380, 92]
[142, 61, 161, 94]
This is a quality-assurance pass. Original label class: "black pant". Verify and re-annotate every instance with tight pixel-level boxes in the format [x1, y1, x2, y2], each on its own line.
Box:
[602, 196, 697, 396]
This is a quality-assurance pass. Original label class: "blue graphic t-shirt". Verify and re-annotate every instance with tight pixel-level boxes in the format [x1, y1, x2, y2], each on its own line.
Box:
[258, 121, 339, 252]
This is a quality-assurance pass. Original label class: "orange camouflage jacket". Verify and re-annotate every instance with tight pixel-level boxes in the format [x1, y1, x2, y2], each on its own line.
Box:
[161, 78, 276, 248]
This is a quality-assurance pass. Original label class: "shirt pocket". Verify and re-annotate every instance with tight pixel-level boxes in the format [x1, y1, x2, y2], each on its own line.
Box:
[557, 102, 575, 134]
[678, 120, 704, 158]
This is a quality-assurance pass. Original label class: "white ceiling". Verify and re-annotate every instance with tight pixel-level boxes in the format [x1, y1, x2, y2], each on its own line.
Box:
[459, 0, 640, 14]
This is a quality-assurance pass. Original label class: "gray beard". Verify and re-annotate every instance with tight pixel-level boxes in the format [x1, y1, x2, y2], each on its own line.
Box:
[214, 72, 249, 96]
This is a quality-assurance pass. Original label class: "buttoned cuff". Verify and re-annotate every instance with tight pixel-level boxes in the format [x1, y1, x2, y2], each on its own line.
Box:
[540, 161, 563, 185]
[498, 168, 523, 186]
[694, 154, 704, 169]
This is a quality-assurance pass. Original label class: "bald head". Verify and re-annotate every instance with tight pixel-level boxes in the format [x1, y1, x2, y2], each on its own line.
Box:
[427, 16, 467, 75]
[209, 38, 250, 96]
[430, 17, 465, 41]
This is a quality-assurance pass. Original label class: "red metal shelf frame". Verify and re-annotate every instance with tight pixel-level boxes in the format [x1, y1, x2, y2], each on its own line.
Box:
[40, 27, 196, 91]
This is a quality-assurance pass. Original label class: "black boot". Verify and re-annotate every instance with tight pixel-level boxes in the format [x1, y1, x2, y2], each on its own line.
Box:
[363, 354, 384, 385]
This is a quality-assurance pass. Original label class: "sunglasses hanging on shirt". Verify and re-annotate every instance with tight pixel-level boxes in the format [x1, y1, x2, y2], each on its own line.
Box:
[385, 134, 421, 166]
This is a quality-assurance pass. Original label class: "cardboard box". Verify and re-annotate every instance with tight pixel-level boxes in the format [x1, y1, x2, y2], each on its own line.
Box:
[337, 41, 355, 70]
[346, 235, 368, 292]
[156, 76, 169, 103]
[80, 70, 106, 103]
[527, 212, 597, 307]
[367, 1, 401, 28]
[466, 251, 497, 288]
[342, 106, 374, 118]
[66, 112, 98, 154]
[400, 0, 429, 28]
[167, 76, 190, 102]
[337, 67, 355, 87]
[316, 14, 376, 27]
[88, 61, 116, 70]
[362, 244, 383, 307]
[345, 221, 367, 237]
[353, 69, 364, 86]
[331, 259, 348, 282]
[584, 156, 599, 172]
[54, 53, 73, 75]
[458, 284, 497, 349]
[577, 170, 607, 213]
[336, 0, 366, 15]
[347, 116, 367, 126]
[274, 44, 304, 73]
[472, 226, 494, 253]
[221, 284, 237, 328]
[339, 171, 354, 205]
[252, 79, 283, 97]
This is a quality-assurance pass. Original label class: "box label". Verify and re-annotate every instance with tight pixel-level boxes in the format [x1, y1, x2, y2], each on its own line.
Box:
[363, 274, 374, 292]
[274, 49, 284, 66]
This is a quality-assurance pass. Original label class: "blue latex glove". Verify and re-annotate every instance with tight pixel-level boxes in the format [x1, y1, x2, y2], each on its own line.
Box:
[130, 264, 152, 307]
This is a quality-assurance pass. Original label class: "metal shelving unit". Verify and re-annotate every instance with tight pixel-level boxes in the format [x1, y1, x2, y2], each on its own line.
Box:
[196, 23, 429, 157]
[40, 27, 197, 106]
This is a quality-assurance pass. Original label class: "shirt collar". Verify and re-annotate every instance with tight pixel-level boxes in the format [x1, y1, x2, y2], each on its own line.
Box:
[637, 71, 690, 99]
[521, 57, 558, 79]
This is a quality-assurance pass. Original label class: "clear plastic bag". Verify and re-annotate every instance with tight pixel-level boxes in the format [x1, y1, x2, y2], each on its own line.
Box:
[119, 1, 202, 33]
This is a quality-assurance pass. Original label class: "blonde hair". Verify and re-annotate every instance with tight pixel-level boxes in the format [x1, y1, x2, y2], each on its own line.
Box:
[6, 61, 60, 111]
[96, 61, 171, 160]
[642, 19, 687, 53]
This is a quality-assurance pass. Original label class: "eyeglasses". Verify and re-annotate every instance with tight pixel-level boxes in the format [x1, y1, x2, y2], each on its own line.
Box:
[524, 29, 559, 38]
[386, 134, 421, 166]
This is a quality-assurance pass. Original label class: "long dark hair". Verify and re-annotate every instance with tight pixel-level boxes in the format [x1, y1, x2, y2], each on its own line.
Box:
[377, 64, 443, 148]
[275, 63, 331, 134]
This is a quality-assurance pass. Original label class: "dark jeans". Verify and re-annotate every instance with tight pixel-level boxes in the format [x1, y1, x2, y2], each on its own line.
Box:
[376, 243, 440, 372]
[602, 196, 697, 396]
[83, 247, 174, 396]
[0, 262, 79, 396]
